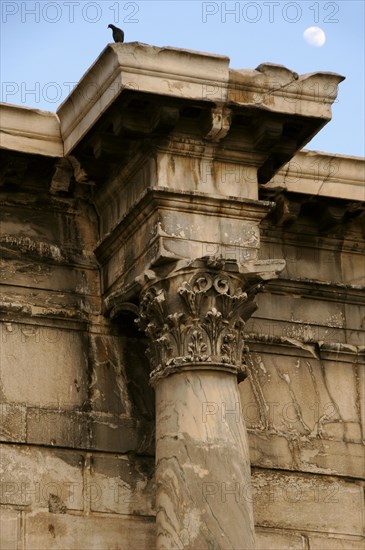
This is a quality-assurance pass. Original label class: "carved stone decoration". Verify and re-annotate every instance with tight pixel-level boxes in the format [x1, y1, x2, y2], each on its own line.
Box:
[204, 106, 232, 141]
[137, 258, 277, 385]
[271, 192, 300, 226]
[50, 157, 74, 194]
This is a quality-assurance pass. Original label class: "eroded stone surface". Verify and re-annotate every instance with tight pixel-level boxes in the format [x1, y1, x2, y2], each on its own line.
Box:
[24, 512, 155, 550]
[252, 469, 364, 536]
[240, 343, 365, 478]
[0, 445, 83, 511]
[155, 371, 255, 549]
[0, 510, 20, 550]
[0, 323, 88, 408]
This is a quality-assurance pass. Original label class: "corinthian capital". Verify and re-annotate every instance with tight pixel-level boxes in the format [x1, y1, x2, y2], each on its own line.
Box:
[137, 257, 284, 385]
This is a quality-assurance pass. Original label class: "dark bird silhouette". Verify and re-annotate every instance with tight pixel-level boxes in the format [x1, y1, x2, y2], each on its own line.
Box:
[108, 24, 124, 43]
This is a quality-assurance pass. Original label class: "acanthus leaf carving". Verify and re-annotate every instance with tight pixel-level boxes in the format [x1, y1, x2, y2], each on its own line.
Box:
[136, 259, 263, 383]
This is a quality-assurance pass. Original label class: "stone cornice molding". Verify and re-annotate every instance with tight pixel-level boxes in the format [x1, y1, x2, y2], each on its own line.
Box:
[0, 232, 97, 270]
[0, 292, 91, 324]
[0, 103, 63, 157]
[135, 257, 285, 385]
[1, 44, 352, 192]
[265, 150, 365, 202]
[265, 278, 365, 305]
[245, 334, 365, 364]
[318, 341, 365, 362]
[58, 43, 230, 155]
[54, 44, 344, 181]
[230, 64, 344, 116]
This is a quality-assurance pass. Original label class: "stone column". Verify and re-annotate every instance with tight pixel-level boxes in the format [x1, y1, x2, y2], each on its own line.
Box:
[138, 258, 283, 549]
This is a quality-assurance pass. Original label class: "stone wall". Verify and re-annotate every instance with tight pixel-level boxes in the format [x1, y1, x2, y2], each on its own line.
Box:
[242, 186, 365, 549]
[0, 150, 155, 549]
[1, 149, 363, 549]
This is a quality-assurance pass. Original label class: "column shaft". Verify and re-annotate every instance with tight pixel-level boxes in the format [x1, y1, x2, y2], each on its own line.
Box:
[137, 259, 273, 549]
[155, 369, 255, 549]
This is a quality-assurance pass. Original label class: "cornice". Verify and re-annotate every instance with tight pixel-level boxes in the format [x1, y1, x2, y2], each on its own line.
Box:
[245, 333, 365, 363]
[0, 233, 98, 270]
[54, 44, 344, 175]
[57, 43, 230, 155]
[265, 149, 365, 201]
[260, 232, 365, 258]
[2, 45, 361, 201]
[264, 277, 365, 305]
[0, 103, 63, 157]
[1, 44, 353, 193]
[229, 65, 344, 116]
[0, 291, 91, 324]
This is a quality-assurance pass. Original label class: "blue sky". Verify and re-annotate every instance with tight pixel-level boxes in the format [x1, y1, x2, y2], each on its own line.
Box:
[1, 0, 364, 156]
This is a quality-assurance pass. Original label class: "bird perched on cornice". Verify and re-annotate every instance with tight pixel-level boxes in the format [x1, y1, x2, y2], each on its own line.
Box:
[108, 24, 124, 43]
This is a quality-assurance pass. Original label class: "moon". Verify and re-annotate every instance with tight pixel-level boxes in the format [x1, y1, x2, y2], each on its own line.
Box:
[303, 26, 326, 47]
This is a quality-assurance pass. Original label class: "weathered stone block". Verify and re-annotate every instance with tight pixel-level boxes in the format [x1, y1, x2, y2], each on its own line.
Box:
[250, 291, 363, 346]
[0, 403, 26, 442]
[243, 350, 344, 436]
[255, 291, 348, 334]
[26, 409, 90, 449]
[0, 259, 97, 296]
[26, 407, 153, 455]
[90, 413, 139, 453]
[0, 322, 88, 408]
[0, 445, 83, 511]
[89, 455, 155, 516]
[341, 247, 365, 286]
[24, 511, 155, 550]
[308, 534, 365, 549]
[248, 433, 365, 479]
[0, 509, 20, 550]
[239, 344, 365, 478]
[88, 334, 130, 415]
[156, 154, 258, 200]
[255, 528, 304, 549]
[276, 240, 342, 284]
[252, 469, 364, 536]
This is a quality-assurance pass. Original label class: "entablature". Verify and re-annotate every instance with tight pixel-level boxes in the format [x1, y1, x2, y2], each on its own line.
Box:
[55, 43, 344, 186]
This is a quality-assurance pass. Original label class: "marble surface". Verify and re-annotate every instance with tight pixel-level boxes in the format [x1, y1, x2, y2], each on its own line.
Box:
[155, 371, 255, 549]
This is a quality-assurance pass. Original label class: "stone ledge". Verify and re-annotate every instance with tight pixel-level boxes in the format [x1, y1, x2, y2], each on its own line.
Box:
[245, 334, 365, 363]
[265, 278, 365, 304]
[267, 150, 365, 201]
[0, 103, 63, 157]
